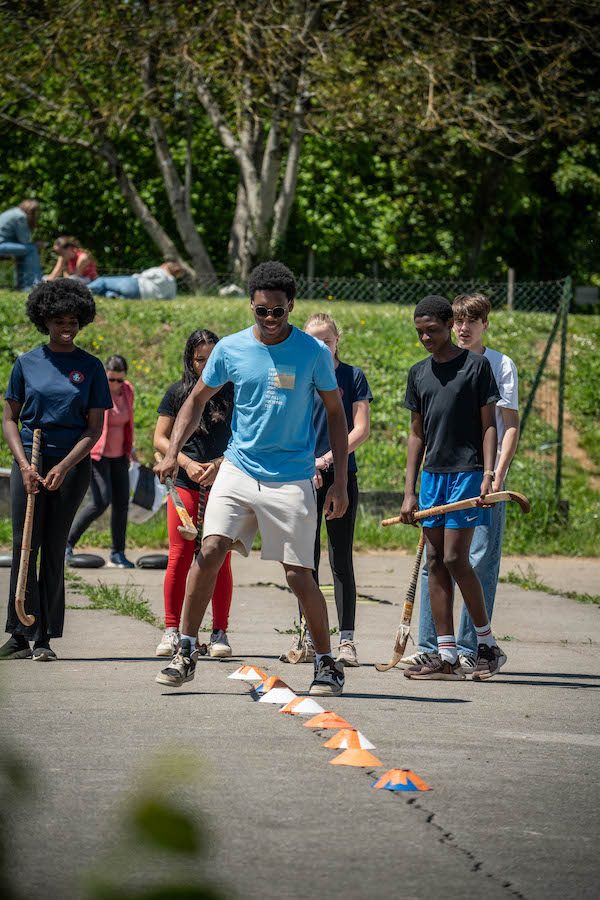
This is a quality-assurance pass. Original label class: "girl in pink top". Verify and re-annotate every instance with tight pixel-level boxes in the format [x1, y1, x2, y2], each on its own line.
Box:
[47, 236, 98, 284]
[67, 354, 136, 567]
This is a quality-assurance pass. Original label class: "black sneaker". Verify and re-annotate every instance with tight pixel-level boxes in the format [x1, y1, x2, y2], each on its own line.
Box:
[32, 641, 57, 661]
[0, 634, 32, 660]
[472, 643, 507, 681]
[155, 640, 198, 686]
[309, 654, 345, 697]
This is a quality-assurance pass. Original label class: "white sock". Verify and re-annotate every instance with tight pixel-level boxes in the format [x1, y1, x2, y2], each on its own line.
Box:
[340, 630, 354, 643]
[475, 623, 497, 648]
[437, 635, 458, 664]
[180, 634, 196, 649]
[165, 627, 178, 634]
[315, 651, 332, 664]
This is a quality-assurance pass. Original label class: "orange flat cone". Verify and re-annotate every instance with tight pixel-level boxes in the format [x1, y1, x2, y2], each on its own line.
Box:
[323, 729, 375, 750]
[372, 768, 432, 792]
[228, 665, 267, 681]
[279, 698, 325, 716]
[252, 676, 290, 695]
[330, 748, 382, 767]
[303, 711, 354, 730]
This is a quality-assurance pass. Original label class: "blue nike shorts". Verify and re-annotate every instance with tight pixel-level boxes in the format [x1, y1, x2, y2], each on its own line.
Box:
[418, 471, 492, 529]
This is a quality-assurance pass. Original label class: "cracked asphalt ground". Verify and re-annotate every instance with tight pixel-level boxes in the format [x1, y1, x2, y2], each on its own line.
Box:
[1, 550, 599, 899]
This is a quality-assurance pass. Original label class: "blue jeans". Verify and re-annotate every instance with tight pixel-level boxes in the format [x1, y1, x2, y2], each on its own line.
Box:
[87, 275, 140, 299]
[417, 501, 506, 657]
[0, 242, 42, 290]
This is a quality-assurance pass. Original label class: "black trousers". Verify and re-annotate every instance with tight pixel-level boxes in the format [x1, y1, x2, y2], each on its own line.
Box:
[7, 455, 91, 641]
[311, 470, 359, 632]
[68, 455, 130, 552]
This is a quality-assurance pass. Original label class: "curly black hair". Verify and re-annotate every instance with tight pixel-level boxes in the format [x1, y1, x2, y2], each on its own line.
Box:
[26, 280, 96, 334]
[248, 260, 296, 301]
[414, 295, 453, 323]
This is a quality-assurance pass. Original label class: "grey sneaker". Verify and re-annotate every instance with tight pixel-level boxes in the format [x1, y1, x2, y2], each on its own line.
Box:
[279, 634, 315, 664]
[472, 644, 507, 681]
[0, 634, 32, 660]
[32, 642, 57, 661]
[399, 650, 440, 668]
[309, 655, 345, 696]
[155, 641, 199, 686]
[156, 629, 180, 657]
[208, 630, 232, 658]
[336, 639, 360, 667]
[404, 656, 465, 681]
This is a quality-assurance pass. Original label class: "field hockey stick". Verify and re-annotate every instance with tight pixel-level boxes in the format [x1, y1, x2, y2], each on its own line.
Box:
[153, 452, 198, 541]
[375, 531, 425, 672]
[15, 428, 42, 627]
[381, 490, 530, 527]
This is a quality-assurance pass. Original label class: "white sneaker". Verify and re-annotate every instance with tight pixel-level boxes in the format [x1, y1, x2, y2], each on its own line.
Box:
[399, 650, 440, 668]
[156, 629, 180, 657]
[458, 653, 477, 674]
[336, 639, 360, 667]
[209, 630, 232, 658]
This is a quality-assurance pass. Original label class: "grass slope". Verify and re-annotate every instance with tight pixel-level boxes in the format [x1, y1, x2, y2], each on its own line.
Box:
[0, 292, 598, 555]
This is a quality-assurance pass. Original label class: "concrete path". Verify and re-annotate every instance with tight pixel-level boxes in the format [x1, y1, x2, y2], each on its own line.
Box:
[1, 550, 599, 899]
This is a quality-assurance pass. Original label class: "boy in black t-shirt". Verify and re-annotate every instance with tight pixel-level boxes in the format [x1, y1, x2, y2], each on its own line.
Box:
[400, 295, 507, 680]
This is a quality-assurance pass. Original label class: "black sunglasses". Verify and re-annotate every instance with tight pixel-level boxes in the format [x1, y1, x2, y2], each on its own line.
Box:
[108, 377, 125, 383]
[252, 304, 288, 319]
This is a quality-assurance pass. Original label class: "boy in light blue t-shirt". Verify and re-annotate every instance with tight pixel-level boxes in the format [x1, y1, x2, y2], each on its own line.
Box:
[154, 261, 350, 698]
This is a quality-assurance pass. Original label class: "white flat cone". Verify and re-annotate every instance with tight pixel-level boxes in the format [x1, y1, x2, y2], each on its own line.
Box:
[279, 697, 325, 716]
[257, 688, 297, 705]
[228, 666, 266, 681]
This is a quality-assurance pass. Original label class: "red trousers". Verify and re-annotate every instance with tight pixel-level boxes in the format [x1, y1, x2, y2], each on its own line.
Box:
[163, 485, 233, 631]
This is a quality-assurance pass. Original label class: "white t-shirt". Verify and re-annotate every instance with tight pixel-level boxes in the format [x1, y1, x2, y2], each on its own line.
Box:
[483, 346, 519, 470]
[134, 267, 177, 300]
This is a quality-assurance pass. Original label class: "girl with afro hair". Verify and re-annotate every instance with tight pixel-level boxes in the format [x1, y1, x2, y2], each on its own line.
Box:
[1, 280, 112, 660]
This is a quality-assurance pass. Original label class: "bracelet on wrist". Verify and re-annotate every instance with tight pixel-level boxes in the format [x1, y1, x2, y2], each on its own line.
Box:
[483, 470, 495, 478]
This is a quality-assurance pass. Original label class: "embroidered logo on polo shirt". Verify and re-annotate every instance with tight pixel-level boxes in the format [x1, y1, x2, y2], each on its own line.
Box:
[69, 370, 85, 385]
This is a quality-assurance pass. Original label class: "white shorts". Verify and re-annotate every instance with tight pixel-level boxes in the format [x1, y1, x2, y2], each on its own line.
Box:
[202, 459, 317, 568]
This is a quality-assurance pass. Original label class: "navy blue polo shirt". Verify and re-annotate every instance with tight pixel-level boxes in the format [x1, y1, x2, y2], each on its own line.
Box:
[5, 345, 113, 457]
[313, 360, 373, 473]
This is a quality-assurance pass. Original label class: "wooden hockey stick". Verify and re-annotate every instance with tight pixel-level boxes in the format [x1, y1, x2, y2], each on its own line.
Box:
[154, 452, 198, 541]
[15, 428, 41, 627]
[375, 531, 425, 672]
[381, 490, 530, 527]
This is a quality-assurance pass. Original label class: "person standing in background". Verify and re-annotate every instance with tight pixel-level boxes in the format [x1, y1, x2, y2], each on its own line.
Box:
[66, 354, 136, 569]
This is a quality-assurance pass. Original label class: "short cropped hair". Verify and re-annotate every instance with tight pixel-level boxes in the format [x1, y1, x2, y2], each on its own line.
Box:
[452, 293, 491, 322]
[26, 280, 96, 334]
[248, 261, 296, 301]
[414, 295, 453, 323]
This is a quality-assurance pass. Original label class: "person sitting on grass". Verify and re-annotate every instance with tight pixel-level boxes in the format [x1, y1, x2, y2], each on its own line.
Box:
[87, 260, 183, 300]
[46, 235, 98, 285]
[1, 280, 112, 661]
[402, 293, 520, 674]
[0, 199, 43, 291]
[400, 295, 507, 681]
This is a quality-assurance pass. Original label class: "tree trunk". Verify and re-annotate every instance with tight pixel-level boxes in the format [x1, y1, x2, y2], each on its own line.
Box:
[228, 182, 253, 283]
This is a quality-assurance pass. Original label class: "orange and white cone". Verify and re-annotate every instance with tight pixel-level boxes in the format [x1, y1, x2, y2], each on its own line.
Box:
[228, 665, 267, 681]
[257, 687, 297, 705]
[330, 748, 382, 767]
[303, 711, 354, 730]
[371, 768, 432, 791]
[322, 729, 375, 750]
[252, 676, 290, 696]
[279, 697, 325, 716]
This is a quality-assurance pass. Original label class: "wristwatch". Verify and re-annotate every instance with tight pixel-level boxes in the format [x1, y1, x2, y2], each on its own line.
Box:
[483, 470, 495, 478]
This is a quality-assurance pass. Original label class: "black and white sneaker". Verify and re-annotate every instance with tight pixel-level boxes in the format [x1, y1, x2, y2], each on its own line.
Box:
[155, 640, 198, 686]
[309, 655, 345, 697]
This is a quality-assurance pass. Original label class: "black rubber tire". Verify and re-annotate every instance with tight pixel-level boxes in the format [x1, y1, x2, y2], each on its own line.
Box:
[136, 553, 169, 570]
[0, 554, 13, 568]
[69, 553, 106, 569]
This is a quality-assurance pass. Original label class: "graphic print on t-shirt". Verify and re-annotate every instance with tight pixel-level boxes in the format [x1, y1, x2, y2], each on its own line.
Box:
[267, 365, 296, 407]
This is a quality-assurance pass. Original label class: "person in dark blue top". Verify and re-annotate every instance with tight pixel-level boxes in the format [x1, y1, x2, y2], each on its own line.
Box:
[281, 312, 372, 668]
[1, 280, 112, 660]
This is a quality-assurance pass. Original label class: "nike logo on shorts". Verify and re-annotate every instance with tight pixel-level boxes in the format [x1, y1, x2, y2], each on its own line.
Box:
[466, 515, 478, 522]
